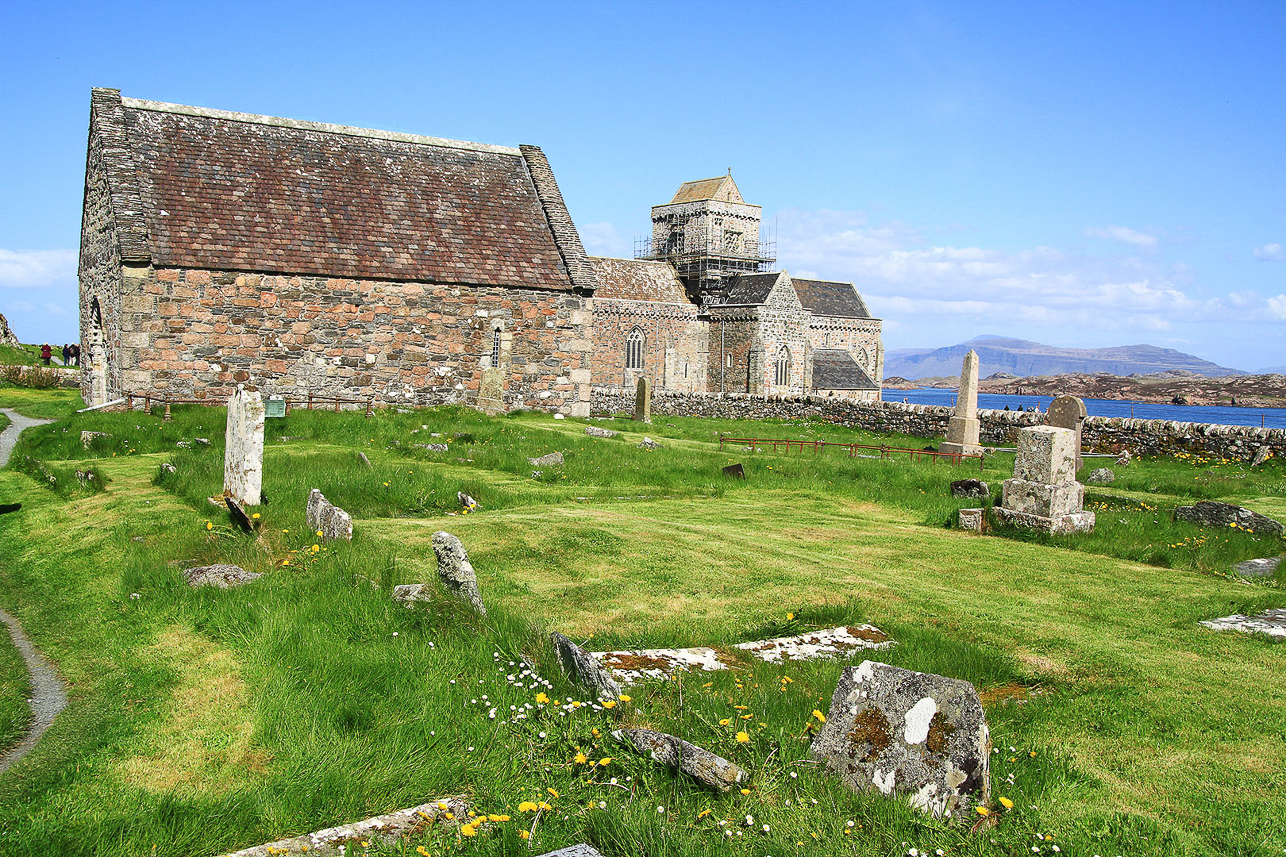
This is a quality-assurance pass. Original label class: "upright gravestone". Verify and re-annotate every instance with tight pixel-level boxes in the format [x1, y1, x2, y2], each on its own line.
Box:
[1043, 395, 1088, 470]
[938, 350, 981, 457]
[995, 425, 1094, 534]
[224, 386, 265, 506]
[634, 376, 652, 423]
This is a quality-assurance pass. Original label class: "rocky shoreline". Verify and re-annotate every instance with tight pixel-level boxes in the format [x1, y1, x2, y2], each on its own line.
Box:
[883, 370, 1286, 409]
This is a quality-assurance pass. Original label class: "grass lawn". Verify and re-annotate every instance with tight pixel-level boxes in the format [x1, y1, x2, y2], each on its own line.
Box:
[0, 390, 1283, 857]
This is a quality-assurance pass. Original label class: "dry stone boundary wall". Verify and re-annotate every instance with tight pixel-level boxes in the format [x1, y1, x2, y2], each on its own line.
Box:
[590, 387, 1286, 463]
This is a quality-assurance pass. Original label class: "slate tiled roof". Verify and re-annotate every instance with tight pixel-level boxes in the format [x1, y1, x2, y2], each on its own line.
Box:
[668, 175, 743, 204]
[721, 272, 783, 305]
[98, 91, 585, 290]
[811, 349, 878, 390]
[590, 258, 690, 303]
[792, 279, 872, 319]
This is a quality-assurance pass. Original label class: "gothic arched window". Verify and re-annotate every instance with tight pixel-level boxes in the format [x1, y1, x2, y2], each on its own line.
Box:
[625, 327, 645, 370]
[775, 346, 791, 387]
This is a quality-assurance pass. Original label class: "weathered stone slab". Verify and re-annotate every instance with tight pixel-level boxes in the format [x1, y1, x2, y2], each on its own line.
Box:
[613, 727, 747, 792]
[458, 491, 478, 511]
[528, 451, 564, 466]
[223, 387, 265, 506]
[958, 508, 984, 532]
[80, 430, 110, 449]
[391, 583, 433, 603]
[590, 646, 726, 685]
[1173, 501, 1284, 535]
[183, 564, 262, 589]
[1232, 556, 1281, 578]
[810, 661, 990, 819]
[585, 426, 618, 438]
[534, 846, 604, 857]
[949, 478, 988, 499]
[1200, 608, 1286, 637]
[1251, 445, 1272, 467]
[634, 376, 652, 423]
[1087, 468, 1115, 484]
[734, 626, 893, 663]
[722, 463, 745, 479]
[994, 507, 1095, 535]
[638, 437, 663, 450]
[433, 531, 486, 614]
[414, 443, 449, 452]
[225, 496, 256, 533]
[223, 797, 470, 857]
[306, 488, 353, 541]
[552, 631, 622, 700]
[939, 350, 981, 457]
[1000, 478, 1084, 518]
[1043, 395, 1087, 469]
[1012, 425, 1078, 484]
[358, 452, 372, 468]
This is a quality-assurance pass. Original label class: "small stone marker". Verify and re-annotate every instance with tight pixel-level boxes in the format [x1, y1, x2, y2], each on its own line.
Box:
[477, 367, 505, 416]
[458, 492, 478, 511]
[1042, 395, 1088, 470]
[1116, 448, 1132, 467]
[534, 847, 604, 857]
[358, 452, 372, 468]
[949, 478, 988, 498]
[223, 797, 471, 857]
[552, 631, 622, 700]
[722, 463, 745, 479]
[183, 564, 262, 589]
[80, 430, 110, 449]
[225, 496, 256, 532]
[1087, 468, 1115, 484]
[810, 661, 991, 819]
[585, 425, 617, 438]
[958, 508, 984, 532]
[1232, 556, 1281, 578]
[638, 437, 662, 450]
[1251, 445, 1271, 467]
[938, 350, 982, 457]
[995, 425, 1094, 534]
[415, 443, 449, 452]
[433, 531, 486, 615]
[1174, 501, 1283, 535]
[528, 451, 564, 466]
[1200, 608, 1286, 637]
[734, 626, 893, 663]
[634, 376, 652, 423]
[613, 727, 748, 792]
[306, 488, 353, 541]
[224, 386, 265, 506]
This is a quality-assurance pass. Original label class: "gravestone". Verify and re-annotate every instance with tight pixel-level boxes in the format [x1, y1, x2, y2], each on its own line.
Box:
[477, 368, 505, 416]
[995, 425, 1094, 534]
[183, 564, 261, 589]
[432, 531, 486, 614]
[638, 437, 663, 450]
[585, 426, 617, 438]
[552, 631, 621, 700]
[1232, 556, 1281, 578]
[722, 463, 745, 480]
[958, 508, 984, 532]
[938, 350, 981, 457]
[810, 661, 991, 819]
[1173, 501, 1283, 535]
[224, 386, 265, 506]
[1042, 395, 1088, 470]
[306, 488, 353, 541]
[613, 727, 747, 792]
[634, 376, 652, 423]
[225, 496, 256, 532]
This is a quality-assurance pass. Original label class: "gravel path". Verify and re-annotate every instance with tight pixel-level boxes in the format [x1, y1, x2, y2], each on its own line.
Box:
[1, 407, 67, 774]
[0, 408, 54, 468]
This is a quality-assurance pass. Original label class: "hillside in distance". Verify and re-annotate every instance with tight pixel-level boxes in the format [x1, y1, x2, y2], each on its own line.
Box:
[884, 335, 1245, 380]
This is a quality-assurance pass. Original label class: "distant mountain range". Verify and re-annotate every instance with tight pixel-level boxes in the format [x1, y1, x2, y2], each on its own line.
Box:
[884, 335, 1246, 380]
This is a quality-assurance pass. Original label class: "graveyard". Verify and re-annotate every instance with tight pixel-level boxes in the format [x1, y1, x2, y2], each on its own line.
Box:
[0, 386, 1284, 857]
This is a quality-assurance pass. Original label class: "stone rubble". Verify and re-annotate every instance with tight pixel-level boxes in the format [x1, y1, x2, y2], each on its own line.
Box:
[591, 646, 727, 685]
[810, 661, 991, 820]
[1232, 556, 1281, 578]
[306, 488, 353, 541]
[638, 437, 663, 450]
[1087, 467, 1116, 484]
[613, 727, 748, 792]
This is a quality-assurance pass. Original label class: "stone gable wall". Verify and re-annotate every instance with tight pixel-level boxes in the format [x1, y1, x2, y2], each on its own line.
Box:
[808, 317, 884, 383]
[113, 267, 592, 414]
[589, 388, 1285, 462]
[753, 278, 811, 394]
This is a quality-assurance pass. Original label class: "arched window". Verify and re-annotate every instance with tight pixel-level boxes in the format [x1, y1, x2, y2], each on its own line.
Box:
[490, 327, 501, 368]
[775, 346, 791, 387]
[625, 327, 645, 370]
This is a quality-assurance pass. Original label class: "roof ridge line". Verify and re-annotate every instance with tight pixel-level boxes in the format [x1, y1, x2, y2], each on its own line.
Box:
[120, 97, 522, 156]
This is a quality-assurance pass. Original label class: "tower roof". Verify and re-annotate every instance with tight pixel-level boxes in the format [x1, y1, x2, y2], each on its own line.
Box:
[668, 174, 744, 204]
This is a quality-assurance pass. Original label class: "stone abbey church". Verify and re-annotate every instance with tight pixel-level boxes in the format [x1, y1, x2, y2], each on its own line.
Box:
[79, 89, 882, 415]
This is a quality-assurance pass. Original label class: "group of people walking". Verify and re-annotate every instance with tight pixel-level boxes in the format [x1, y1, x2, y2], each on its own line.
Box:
[38, 343, 80, 367]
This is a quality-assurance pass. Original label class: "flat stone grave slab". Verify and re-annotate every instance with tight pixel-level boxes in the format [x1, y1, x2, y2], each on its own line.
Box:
[591, 647, 727, 685]
[1200, 608, 1286, 637]
[735, 625, 893, 662]
[1233, 557, 1281, 578]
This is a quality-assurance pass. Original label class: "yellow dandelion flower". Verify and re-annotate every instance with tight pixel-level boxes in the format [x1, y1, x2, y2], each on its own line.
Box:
[206, 521, 213, 530]
[602, 700, 616, 709]
[444, 812, 454, 820]
[438, 801, 449, 810]
[975, 806, 990, 816]
[999, 796, 1014, 809]
[786, 612, 794, 620]
[547, 787, 559, 798]
[520, 831, 530, 840]
[735, 731, 750, 743]
[575, 752, 588, 764]
[518, 801, 538, 812]
[812, 710, 826, 723]
[719, 718, 731, 726]
[1029, 750, 1037, 757]
[536, 692, 549, 704]
[281, 559, 291, 567]
[311, 544, 320, 553]
[251, 512, 261, 519]
[591, 727, 601, 737]
[538, 801, 552, 811]
[598, 757, 611, 766]
[740, 788, 750, 795]
[316, 529, 323, 537]
[618, 693, 631, 702]
[697, 809, 712, 818]
[460, 824, 476, 837]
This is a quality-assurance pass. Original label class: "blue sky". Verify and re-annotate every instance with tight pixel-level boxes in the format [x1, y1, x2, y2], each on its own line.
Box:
[2, 1, 1283, 371]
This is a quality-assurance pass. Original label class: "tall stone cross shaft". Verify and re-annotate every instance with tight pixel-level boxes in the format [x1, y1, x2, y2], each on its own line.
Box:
[224, 387, 265, 506]
[939, 350, 982, 456]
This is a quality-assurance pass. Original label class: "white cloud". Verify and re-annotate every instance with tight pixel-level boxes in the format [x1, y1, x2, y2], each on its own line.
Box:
[1083, 225, 1159, 248]
[0, 248, 78, 289]
[1268, 295, 1286, 320]
[578, 222, 630, 259]
[1253, 243, 1284, 261]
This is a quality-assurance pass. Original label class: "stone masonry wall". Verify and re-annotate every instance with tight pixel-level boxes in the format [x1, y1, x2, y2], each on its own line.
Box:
[807, 317, 884, 383]
[116, 267, 593, 414]
[590, 298, 707, 393]
[78, 95, 127, 404]
[590, 388, 1286, 463]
